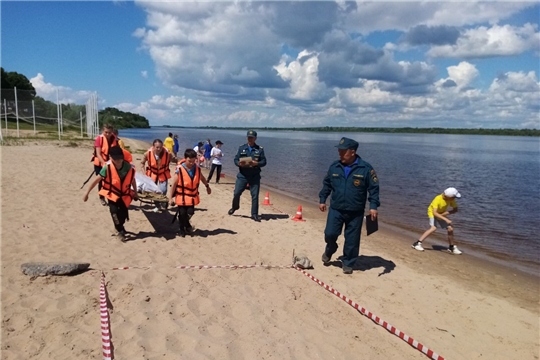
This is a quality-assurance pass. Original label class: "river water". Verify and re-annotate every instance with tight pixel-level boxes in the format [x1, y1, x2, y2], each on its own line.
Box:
[120, 127, 540, 275]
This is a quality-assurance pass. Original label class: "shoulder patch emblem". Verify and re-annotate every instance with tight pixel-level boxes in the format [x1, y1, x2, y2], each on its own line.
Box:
[370, 169, 378, 182]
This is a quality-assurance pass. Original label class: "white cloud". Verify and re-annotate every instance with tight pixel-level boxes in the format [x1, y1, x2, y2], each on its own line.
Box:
[428, 23, 540, 58]
[444, 61, 479, 89]
[147, 94, 195, 109]
[114, 94, 197, 120]
[274, 50, 327, 100]
[25, 2, 534, 128]
[333, 80, 404, 108]
[488, 71, 540, 124]
[489, 71, 540, 93]
[30, 73, 94, 104]
[343, 2, 531, 33]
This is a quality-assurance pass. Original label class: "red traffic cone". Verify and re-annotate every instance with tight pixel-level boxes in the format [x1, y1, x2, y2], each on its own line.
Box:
[291, 205, 306, 222]
[262, 192, 272, 206]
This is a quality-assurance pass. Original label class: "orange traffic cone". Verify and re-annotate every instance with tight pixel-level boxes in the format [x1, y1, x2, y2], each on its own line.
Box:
[262, 192, 272, 206]
[291, 205, 306, 222]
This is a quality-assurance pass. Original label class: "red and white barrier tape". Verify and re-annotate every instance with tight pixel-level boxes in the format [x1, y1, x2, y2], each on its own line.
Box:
[174, 264, 291, 270]
[111, 264, 291, 271]
[293, 267, 445, 360]
[111, 266, 151, 271]
[99, 264, 444, 360]
[100, 272, 112, 359]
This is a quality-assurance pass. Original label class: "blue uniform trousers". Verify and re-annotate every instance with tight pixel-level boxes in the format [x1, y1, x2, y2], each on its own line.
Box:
[324, 208, 364, 268]
[231, 173, 260, 216]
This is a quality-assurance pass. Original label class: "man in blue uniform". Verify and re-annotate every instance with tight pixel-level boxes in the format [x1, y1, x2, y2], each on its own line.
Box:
[319, 137, 380, 274]
[228, 130, 267, 222]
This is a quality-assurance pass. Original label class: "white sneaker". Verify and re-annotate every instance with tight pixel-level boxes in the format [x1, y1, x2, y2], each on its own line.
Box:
[412, 241, 424, 251]
[448, 246, 463, 255]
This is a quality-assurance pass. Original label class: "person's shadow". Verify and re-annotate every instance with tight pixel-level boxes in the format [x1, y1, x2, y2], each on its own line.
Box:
[430, 245, 450, 252]
[192, 228, 238, 238]
[327, 255, 396, 276]
[236, 214, 290, 221]
[127, 207, 178, 241]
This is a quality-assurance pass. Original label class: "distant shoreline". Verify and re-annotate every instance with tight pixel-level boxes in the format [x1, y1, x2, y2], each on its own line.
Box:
[154, 125, 540, 137]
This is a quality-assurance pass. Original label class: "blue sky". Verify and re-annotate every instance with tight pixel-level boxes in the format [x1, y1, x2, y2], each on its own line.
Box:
[2, 1, 539, 128]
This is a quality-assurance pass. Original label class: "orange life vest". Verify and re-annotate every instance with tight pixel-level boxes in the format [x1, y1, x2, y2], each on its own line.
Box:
[175, 160, 201, 206]
[145, 147, 171, 182]
[92, 134, 118, 166]
[122, 148, 133, 164]
[98, 161, 135, 207]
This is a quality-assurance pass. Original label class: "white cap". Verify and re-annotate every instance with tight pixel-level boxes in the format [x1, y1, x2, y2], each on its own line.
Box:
[444, 187, 461, 198]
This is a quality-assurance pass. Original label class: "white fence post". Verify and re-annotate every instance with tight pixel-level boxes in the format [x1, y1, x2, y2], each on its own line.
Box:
[56, 89, 60, 140]
[14, 87, 20, 138]
[4, 98, 7, 135]
[32, 100, 36, 135]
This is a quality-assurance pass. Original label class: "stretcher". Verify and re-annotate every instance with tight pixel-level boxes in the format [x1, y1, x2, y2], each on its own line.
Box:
[137, 191, 169, 209]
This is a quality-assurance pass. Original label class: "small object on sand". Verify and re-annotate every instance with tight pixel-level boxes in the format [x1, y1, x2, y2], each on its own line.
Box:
[21, 262, 90, 277]
[293, 254, 313, 269]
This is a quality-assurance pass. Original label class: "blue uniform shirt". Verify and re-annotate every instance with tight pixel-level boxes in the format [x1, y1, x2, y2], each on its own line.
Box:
[343, 159, 358, 178]
[319, 155, 380, 211]
[234, 143, 267, 177]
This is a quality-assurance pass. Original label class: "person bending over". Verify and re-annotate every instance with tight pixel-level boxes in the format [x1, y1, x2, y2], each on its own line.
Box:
[412, 187, 463, 255]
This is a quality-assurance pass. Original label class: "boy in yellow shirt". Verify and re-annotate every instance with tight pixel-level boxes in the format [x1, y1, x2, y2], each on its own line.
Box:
[412, 187, 463, 254]
[163, 132, 174, 154]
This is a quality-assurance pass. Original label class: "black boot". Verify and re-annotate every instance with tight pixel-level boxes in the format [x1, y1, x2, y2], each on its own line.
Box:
[178, 227, 186, 238]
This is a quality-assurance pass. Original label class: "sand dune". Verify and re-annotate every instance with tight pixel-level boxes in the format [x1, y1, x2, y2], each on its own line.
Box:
[1, 139, 538, 359]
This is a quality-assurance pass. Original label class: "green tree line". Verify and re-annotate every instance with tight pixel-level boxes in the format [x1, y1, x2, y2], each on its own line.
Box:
[99, 107, 150, 129]
[1, 68, 149, 129]
[194, 126, 540, 137]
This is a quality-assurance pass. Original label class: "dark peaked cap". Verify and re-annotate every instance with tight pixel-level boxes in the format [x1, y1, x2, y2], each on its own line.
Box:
[335, 137, 359, 150]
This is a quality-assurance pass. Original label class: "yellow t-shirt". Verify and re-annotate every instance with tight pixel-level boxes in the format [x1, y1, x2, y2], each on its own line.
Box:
[427, 194, 457, 217]
[163, 137, 174, 153]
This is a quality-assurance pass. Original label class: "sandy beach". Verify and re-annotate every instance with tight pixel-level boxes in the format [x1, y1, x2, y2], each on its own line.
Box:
[1, 137, 538, 359]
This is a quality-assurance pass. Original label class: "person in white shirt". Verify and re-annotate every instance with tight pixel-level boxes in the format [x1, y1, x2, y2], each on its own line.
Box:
[193, 141, 204, 167]
[207, 140, 224, 184]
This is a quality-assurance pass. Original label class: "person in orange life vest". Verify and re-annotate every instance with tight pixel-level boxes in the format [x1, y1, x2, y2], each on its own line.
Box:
[83, 146, 138, 243]
[92, 124, 118, 206]
[112, 129, 134, 164]
[168, 149, 211, 237]
[113, 129, 126, 150]
[122, 147, 133, 164]
[140, 139, 171, 195]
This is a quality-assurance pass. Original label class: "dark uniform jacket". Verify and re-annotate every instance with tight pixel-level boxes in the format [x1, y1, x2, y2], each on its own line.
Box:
[319, 155, 380, 212]
[233, 143, 267, 177]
